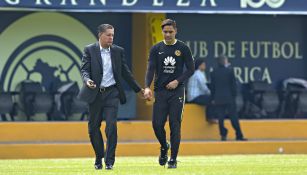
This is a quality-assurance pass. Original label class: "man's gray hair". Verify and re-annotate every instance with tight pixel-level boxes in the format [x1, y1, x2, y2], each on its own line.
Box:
[97, 24, 114, 36]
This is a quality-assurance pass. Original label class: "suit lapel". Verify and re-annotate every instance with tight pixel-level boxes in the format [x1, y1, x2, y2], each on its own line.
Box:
[110, 45, 117, 75]
[95, 42, 103, 73]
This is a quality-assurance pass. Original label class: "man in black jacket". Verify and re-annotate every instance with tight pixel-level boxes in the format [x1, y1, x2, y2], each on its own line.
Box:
[211, 55, 247, 141]
[144, 19, 195, 168]
[78, 24, 143, 170]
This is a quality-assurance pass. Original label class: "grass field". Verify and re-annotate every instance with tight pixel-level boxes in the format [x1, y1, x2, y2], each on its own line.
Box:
[0, 155, 307, 175]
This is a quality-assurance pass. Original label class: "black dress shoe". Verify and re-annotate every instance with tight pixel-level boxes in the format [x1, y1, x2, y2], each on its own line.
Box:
[236, 137, 248, 141]
[159, 143, 170, 166]
[105, 164, 113, 170]
[167, 159, 177, 169]
[94, 158, 102, 170]
[94, 163, 102, 170]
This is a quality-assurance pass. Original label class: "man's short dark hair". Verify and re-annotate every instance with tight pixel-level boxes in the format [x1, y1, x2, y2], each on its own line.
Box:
[195, 58, 205, 69]
[97, 24, 114, 36]
[161, 19, 177, 30]
[218, 54, 228, 65]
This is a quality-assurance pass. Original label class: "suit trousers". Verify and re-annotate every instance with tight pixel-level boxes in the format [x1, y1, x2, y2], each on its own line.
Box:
[215, 102, 243, 139]
[152, 86, 185, 160]
[88, 87, 119, 165]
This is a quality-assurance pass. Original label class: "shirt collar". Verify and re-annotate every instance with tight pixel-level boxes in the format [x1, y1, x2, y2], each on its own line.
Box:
[99, 41, 111, 52]
[163, 39, 177, 45]
[196, 69, 205, 74]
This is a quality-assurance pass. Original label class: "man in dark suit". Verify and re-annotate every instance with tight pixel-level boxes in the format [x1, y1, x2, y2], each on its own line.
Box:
[210, 55, 247, 141]
[78, 24, 143, 170]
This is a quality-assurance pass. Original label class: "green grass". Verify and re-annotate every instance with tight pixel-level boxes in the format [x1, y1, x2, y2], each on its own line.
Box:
[0, 155, 307, 175]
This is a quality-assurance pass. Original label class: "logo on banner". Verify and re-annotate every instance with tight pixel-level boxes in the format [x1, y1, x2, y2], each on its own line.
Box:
[0, 12, 96, 92]
[241, 0, 286, 8]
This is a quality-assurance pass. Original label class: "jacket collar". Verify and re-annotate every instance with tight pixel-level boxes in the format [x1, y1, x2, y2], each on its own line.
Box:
[95, 42, 103, 71]
[95, 42, 117, 74]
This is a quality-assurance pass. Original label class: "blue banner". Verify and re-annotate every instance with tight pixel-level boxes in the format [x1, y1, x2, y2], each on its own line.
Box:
[167, 13, 307, 86]
[0, 0, 307, 14]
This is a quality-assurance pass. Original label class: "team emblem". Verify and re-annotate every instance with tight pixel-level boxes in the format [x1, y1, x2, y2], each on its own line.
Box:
[175, 50, 181, 56]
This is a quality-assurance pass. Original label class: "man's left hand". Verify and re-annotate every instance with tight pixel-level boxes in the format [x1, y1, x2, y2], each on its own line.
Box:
[166, 80, 179, 90]
[137, 88, 145, 99]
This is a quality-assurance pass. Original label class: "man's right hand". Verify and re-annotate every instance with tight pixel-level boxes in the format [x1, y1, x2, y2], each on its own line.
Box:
[144, 87, 153, 101]
[86, 79, 96, 89]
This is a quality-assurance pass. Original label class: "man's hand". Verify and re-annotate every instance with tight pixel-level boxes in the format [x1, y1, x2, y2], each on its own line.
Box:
[86, 79, 96, 89]
[166, 80, 179, 90]
[144, 87, 153, 101]
[137, 88, 145, 99]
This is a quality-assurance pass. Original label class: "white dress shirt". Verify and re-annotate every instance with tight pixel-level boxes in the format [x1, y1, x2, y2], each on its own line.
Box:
[99, 44, 116, 88]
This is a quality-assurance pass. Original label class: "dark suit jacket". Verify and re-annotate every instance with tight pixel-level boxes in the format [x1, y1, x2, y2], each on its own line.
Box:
[78, 42, 141, 104]
[210, 65, 237, 104]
